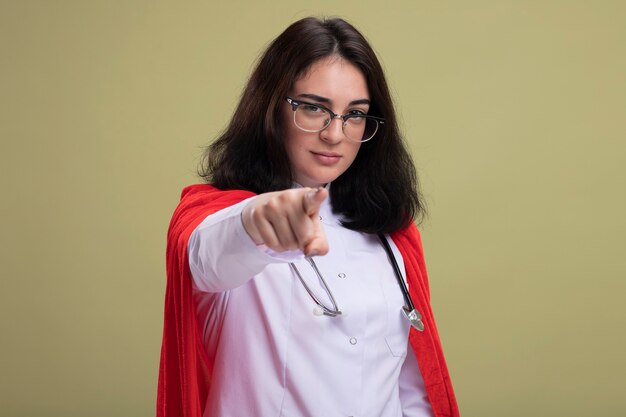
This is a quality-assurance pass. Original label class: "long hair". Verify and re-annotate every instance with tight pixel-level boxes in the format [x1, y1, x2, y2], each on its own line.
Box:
[200, 17, 425, 233]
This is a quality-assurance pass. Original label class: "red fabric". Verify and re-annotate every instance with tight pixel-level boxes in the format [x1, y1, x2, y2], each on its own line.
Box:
[392, 226, 460, 417]
[157, 184, 459, 417]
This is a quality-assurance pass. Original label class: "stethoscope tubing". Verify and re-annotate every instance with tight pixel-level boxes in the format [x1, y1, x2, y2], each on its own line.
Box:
[378, 234, 425, 332]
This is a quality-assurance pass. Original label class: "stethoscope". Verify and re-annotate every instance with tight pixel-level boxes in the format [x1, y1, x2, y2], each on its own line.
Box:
[378, 234, 425, 332]
[289, 234, 425, 332]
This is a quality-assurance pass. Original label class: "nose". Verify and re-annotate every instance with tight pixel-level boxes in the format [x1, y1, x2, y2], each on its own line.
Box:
[320, 116, 346, 144]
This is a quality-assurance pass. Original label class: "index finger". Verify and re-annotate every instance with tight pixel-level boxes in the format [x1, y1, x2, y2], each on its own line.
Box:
[302, 187, 328, 216]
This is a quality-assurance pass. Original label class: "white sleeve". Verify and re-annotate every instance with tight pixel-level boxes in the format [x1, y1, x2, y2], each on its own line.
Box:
[187, 196, 305, 293]
[399, 339, 435, 417]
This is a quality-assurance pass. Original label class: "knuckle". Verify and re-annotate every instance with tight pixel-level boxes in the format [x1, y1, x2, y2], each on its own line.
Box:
[251, 207, 265, 222]
[278, 191, 296, 205]
[265, 199, 280, 211]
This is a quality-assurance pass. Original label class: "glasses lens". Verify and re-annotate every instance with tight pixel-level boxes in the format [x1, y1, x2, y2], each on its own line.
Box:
[294, 104, 329, 132]
[344, 117, 379, 142]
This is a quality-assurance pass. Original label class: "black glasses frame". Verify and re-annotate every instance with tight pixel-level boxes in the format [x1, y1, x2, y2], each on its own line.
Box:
[285, 97, 385, 142]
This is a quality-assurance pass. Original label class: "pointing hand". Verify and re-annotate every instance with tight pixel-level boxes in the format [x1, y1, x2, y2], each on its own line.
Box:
[242, 187, 329, 257]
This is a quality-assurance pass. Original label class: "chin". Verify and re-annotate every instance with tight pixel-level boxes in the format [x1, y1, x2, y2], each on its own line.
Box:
[298, 176, 337, 188]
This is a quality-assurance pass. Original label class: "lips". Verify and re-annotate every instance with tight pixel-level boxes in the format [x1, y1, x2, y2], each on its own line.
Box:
[311, 151, 342, 165]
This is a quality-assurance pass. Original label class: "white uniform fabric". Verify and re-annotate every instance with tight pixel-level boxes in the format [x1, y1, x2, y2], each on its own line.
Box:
[188, 194, 434, 417]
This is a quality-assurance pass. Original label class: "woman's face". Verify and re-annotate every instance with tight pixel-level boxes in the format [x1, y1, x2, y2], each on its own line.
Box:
[283, 56, 369, 188]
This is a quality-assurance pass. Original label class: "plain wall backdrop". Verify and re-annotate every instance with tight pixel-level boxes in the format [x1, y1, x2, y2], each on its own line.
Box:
[1, 1, 625, 416]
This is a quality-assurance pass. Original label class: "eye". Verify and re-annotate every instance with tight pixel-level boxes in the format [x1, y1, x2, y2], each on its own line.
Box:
[300, 104, 325, 114]
[348, 109, 367, 116]
[346, 109, 368, 122]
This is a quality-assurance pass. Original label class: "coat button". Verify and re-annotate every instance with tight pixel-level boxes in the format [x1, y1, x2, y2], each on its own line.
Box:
[338, 272, 346, 278]
[349, 337, 357, 345]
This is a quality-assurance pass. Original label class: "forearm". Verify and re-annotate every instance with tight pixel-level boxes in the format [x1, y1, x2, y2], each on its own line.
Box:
[188, 197, 302, 292]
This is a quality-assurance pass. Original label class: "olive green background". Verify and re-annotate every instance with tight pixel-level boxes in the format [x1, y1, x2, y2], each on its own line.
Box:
[1, 1, 625, 416]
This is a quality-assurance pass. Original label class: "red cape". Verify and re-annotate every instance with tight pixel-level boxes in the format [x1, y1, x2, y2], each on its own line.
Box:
[157, 184, 459, 417]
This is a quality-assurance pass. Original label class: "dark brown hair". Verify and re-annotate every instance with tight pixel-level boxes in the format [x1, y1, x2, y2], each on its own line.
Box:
[200, 17, 425, 233]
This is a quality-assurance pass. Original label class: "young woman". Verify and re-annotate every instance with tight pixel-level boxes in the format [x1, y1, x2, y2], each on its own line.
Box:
[158, 17, 459, 417]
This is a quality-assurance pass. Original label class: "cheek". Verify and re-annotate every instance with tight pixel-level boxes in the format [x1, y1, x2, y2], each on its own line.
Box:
[282, 106, 299, 140]
[282, 111, 305, 151]
[284, 129, 306, 156]
[347, 143, 362, 162]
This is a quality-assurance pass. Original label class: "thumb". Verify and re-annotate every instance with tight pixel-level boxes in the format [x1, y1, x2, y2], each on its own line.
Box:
[302, 187, 328, 216]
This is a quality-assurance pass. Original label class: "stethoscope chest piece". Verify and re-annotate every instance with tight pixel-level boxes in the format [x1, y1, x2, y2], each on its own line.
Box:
[403, 306, 425, 332]
[378, 234, 426, 333]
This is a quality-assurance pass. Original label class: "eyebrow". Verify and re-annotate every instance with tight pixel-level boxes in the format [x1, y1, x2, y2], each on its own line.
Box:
[296, 93, 371, 106]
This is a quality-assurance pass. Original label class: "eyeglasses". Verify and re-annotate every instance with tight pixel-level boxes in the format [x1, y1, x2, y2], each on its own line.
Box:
[286, 97, 385, 142]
